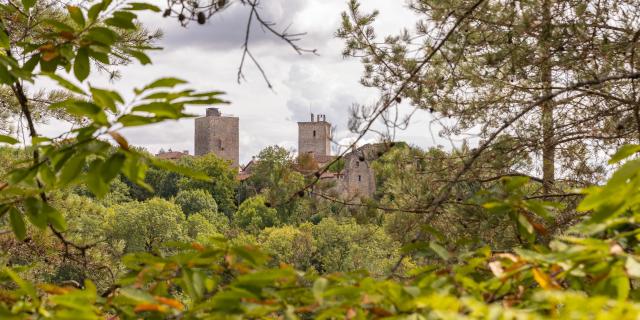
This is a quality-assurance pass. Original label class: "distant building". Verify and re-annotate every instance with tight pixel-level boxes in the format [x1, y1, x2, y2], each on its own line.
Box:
[295, 113, 379, 199]
[156, 149, 189, 160]
[298, 113, 332, 160]
[187, 109, 382, 199]
[194, 108, 240, 168]
[341, 144, 382, 198]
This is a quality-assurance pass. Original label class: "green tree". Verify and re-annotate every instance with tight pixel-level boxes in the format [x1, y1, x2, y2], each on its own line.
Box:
[373, 142, 531, 249]
[240, 146, 309, 223]
[174, 189, 218, 217]
[258, 224, 315, 270]
[338, 0, 640, 196]
[0, 0, 160, 132]
[105, 198, 186, 253]
[312, 217, 401, 276]
[177, 153, 239, 216]
[185, 212, 225, 241]
[233, 195, 279, 234]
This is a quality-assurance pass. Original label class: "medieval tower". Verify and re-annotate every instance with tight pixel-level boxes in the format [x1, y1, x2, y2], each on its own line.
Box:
[194, 108, 240, 167]
[298, 113, 332, 158]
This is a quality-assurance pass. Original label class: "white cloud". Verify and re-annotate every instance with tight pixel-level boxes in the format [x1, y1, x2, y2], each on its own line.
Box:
[36, 1, 444, 165]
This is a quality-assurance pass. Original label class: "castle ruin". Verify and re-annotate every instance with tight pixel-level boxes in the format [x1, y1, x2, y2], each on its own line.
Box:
[189, 108, 378, 198]
[296, 113, 378, 198]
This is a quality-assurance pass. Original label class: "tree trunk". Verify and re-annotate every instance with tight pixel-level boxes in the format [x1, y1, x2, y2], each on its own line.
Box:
[540, 0, 555, 195]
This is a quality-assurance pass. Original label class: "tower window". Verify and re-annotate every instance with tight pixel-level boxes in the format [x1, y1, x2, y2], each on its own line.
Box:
[355, 161, 359, 167]
[358, 175, 361, 182]
[313, 130, 316, 137]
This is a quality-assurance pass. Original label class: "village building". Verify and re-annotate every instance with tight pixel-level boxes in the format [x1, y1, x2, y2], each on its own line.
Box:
[159, 108, 380, 198]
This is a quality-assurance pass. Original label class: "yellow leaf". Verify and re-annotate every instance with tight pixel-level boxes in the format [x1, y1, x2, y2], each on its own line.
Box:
[109, 131, 129, 150]
[532, 268, 560, 290]
[154, 296, 184, 310]
[134, 303, 167, 313]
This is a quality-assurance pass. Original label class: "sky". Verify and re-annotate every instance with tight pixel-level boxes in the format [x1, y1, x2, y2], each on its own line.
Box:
[39, 0, 444, 165]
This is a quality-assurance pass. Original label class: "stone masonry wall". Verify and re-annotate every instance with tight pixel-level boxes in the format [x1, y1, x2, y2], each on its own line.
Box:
[298, 121, 331, 157]
[194, 112, 239, 168]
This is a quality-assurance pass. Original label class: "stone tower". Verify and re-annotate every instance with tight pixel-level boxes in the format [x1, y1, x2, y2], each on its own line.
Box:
[298, 113, 331, 157]
[341, 144, 380, 198]
[194, 108, 239, 167]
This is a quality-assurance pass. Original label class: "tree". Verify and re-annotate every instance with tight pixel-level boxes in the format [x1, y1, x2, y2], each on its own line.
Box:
[372, 142, 533, 249]
[0, 0, 161, 133]
[311, 217, 401, 276]
[233, 195, 279, 234]
[185, 212, 226, 241]
[105, 198, 186, 253]
[240, 146, 309, 223]
[174, 189, 218, 217]
[338, 0, 640, 197]
[177, 153, 239, 216]
[258, 224, 315, 270]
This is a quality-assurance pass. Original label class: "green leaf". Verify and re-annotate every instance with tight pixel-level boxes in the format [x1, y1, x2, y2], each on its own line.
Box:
[122, 153, 151, 190]
[126, 2, 161, 12]
[0, 28, 9, 49]
[313, 278, 328, 304]
[141, 78, 187, 92]
[8, 207, 26, 241]
[429, 241, 450, 260]
[151, 157, 211, 182]
[67, 6, 85, 27]
[43, 203, 66, 232]
[0, 134, 19, 145]
[4, 268, 38, 302]
[118, 114, 156, 127]
[74, 48, 90, 81]
[609, 145, 640, 164]
[22, 53, 40, 72]
[102, 153, 126, 181]
[517, 214, 534, 234]
[91, 87, 123, 112]
[504, 176, 529, 192]
[58, 101, 102, 118]
[59, 153, 86, 185]
[132, 102, 181, 118]
[24, 197, 47, 229]
[126, 50, 151, 65]
[89, 49, 110, 64]
[38, 164, 56, 187]
[88, 1, 108, 22]
[610, 267, 630, 299]
[21, 0, 35, 11]
[105, 11, 137, 30]
[87, 159, 109, 197]
[0, 65, 15, 84]
[41, 72, 86, 95]
[86, 27, 119, 46]
[42, 19, 74, 32]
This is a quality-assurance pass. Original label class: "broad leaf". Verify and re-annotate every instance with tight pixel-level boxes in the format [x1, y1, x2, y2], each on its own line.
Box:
[74, 48, 90, 81]
[0, 134, 19, 145]
[8, 207, 26, 241]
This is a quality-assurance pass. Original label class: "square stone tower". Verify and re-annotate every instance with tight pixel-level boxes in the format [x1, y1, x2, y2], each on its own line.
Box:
[194, 108, 239, 167]
[298, 113, 331, 157]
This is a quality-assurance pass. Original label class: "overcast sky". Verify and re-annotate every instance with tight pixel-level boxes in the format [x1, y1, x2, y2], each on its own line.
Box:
[39, 0, 443, 165]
